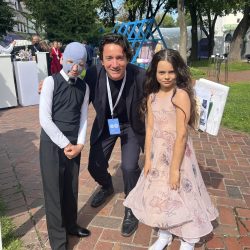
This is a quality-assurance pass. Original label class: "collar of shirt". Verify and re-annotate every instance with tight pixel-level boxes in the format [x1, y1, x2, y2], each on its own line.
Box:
[60, 69, 70, 81]
[60, 69, 78, 85]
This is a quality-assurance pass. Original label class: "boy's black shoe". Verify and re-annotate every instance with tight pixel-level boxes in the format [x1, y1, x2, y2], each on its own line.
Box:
[68, 225, 90, 237]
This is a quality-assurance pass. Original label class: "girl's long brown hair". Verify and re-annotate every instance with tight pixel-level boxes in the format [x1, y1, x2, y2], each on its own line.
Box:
[140, 49, 197, 128]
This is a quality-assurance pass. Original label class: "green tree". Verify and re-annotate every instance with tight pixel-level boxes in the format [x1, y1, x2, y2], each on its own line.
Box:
[228, 1, 250, 61]
[156, 14, 176, 27]
[98, 0, 118, 27]
[24, 0, 101, 42]
[122, 0, 175, 29]
[196, 0, 239, 57]
[22, 0, 46, 34]
[167, 0, 243, 59]
[0, 0, 17, 38]
[124, 0, 148, 21]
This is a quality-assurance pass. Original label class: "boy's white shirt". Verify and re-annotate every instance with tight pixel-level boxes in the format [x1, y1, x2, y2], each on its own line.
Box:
[39, 69, 89, 148]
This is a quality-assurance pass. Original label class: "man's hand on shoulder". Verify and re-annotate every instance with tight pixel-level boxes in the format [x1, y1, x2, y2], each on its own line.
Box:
[38, 80, 44, 94]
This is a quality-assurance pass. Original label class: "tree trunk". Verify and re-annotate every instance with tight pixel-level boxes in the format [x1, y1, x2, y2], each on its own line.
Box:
[108, 0, 115, 26]
[188, 2, 198, 61]
[228, 6, 250, 62]
[208, 28, 215, 57]
[178, 0, 187, 63]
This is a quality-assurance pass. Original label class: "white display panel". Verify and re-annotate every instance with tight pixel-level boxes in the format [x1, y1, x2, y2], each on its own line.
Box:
[0, 54, 18, 108]
[36, 52, 49, 82]
[195, 78, 230, 136]
[14, 61, 39, 106]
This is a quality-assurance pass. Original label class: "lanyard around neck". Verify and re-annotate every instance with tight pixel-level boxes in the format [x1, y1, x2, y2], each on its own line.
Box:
[53, 47, 58, 55]
[106, 72, 126, 118]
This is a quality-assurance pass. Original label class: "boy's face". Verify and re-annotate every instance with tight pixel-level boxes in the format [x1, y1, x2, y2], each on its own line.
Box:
[62, 42, 87, 78]
[65, 58, 85, 78]
[101, 43, 128, 81]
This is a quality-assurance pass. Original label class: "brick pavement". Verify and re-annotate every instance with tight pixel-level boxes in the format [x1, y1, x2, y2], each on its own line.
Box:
[0, 104, 250, 250]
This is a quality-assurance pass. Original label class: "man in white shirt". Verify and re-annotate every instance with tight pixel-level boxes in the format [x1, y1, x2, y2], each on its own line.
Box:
[39, 42, 90, 250]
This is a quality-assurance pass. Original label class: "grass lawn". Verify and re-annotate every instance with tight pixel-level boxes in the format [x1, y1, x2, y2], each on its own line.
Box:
[191, 59, 250, 71]
[223, 61, 250, 71]
[0, 198, 22, 250]
[222, 82, 250, 133]
[190, 67, 206, 79]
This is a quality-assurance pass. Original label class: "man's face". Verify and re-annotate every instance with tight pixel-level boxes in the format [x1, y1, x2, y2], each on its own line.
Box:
[32, 36, 39, 45]
[101, 43, 128, 81]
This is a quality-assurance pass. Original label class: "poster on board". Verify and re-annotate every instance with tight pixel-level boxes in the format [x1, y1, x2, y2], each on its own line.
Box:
[194, 78, 230, 136]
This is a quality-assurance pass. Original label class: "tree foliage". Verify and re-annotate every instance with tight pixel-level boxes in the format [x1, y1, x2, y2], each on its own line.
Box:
[22, 0, 250, 62]
[120, 0, 175, 29]
[22, 0, 46, 33]
[98, 0, 118, 27]
[0, 0, 17, 38]
[167, 0, 246, 59]
[155, 14, 176, 27]
[123, 0, 148, 21]
[24, 0, 101, 43]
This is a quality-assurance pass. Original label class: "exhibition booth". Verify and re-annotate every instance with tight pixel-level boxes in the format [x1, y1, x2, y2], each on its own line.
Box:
[0, 52, 48, 108]
[0, 54, 18, 108]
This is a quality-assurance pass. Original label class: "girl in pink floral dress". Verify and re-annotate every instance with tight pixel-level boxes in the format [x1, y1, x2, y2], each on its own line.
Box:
[124, 49, 218, 250]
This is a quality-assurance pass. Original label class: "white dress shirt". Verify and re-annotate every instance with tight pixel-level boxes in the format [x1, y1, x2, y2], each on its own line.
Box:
[39, 69, 89, 148]
[0, 44, 14, 54]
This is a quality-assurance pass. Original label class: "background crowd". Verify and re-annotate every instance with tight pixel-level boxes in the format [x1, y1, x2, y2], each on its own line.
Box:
[0, 34, 96, 77]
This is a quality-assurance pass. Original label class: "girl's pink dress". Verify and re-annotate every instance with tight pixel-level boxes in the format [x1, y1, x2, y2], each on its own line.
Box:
[124, 93, 218, 239]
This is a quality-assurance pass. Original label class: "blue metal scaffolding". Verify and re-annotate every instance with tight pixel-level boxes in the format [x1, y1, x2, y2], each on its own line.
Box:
[112, 18, 167, 66]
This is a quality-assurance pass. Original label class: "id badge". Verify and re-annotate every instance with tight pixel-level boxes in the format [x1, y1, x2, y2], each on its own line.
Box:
[107, 118, 120, 135]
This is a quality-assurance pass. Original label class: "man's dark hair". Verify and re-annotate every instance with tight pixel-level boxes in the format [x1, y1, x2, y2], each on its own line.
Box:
[99, 33, 133, 61]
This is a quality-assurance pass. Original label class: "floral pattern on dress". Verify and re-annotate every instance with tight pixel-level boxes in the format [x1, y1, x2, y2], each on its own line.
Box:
[185, 143, 192, 157]
[149, 194, 183, 215]
[181, 178, 193, 193]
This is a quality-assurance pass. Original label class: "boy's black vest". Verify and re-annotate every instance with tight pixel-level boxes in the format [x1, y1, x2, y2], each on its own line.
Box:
[41, 73, 86, 143]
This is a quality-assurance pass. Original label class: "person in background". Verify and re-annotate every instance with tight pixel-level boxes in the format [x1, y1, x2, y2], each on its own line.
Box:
[58, 41, 65, 52]
[39, 40, 50, 52]
[50, 41, 62, 74]
[31, 35, 42, 56]
[39, 42, 90, 250]
[82, 40, 94, 69]
[0, 40, 16, 54]
[124, 49, 218, 250]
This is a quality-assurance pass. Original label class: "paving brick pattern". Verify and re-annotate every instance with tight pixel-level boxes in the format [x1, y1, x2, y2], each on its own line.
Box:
[0, 104, 250, 250]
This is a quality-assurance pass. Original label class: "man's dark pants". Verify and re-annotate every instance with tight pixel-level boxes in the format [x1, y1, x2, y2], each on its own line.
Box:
[88, 124, 141, 196]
